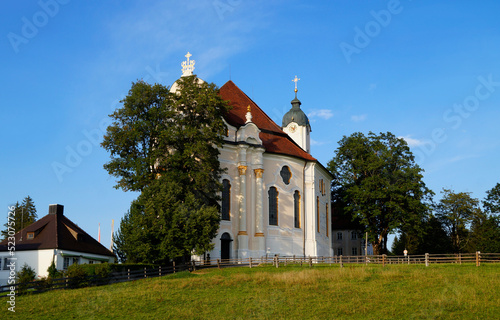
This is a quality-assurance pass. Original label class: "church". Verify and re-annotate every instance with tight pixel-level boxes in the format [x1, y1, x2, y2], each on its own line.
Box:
[176, 53, 333, 260]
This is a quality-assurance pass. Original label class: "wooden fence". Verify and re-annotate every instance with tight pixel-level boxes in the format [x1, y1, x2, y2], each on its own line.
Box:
[192, 252, 500, 269]
[1, 252, 499, 296]
[0, 262, 191, 296]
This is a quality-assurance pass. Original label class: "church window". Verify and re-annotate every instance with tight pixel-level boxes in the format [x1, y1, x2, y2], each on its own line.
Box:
[351, 231, 357, 240]
[337, 248, 343, 256]
[294, 191, 300, 228]
[326, 203, 329, 237]
[316, 196, 320, 233]
[222, 179, 231, 221]
[352, 247, 358, 256]
[337, 232, 343, 240]
[280, 166, 291, 185]
[268, 187, 278, 226]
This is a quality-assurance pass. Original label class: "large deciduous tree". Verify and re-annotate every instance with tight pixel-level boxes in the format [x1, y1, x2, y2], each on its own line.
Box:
[2, 196, 37, 240]
[103, 76, 229, 264]
[435, 189, 481, 253]
[484, 182, 500, 214]
[328, 132, 433, 255]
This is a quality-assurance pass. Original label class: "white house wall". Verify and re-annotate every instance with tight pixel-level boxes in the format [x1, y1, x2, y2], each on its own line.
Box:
[0, 249, 115, 286]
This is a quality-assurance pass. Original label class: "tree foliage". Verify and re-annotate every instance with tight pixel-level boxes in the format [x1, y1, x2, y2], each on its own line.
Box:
[436, 189, 481, 253]
[484, 182, 500, 214]
[328, 132, 433, 255]
[106, 76, 229, 264]
[1, 196, 37, 239]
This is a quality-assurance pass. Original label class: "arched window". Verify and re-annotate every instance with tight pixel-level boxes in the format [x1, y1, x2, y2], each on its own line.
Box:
[316, 196, 320, 233]
[222, 179, 231, 220]
[294, 191, 300, 228]
[268, 187, 278, 226]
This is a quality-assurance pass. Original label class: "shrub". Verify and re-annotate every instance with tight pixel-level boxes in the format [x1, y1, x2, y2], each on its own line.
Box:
[16, 264, 36, 294]
[65, 264, 88, 288]
[47, 260, 63, 279]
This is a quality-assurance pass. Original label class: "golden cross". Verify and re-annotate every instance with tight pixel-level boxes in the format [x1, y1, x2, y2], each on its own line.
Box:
[292, 75, 300, 92]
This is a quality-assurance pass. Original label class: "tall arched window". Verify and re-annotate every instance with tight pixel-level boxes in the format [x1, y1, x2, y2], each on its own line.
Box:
[294, 191, 300, 228]
[316, 196, 320, 233]
[222, 179, 231, 220]
[268, 187, 278, 226]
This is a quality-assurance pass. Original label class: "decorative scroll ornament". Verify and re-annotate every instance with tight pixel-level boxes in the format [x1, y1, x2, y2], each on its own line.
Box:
[181, 52, 195, 76]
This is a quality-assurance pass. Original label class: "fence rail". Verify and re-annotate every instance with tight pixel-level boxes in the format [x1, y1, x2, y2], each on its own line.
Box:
[2, 252, 499, 296]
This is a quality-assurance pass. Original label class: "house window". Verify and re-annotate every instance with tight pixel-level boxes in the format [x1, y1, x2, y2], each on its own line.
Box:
[337, 232, 343, 240]
[316, 196, 320, 233]
[27, 232, 34, 240]
[294, 191, 300, 228]
[3, 257, 10, 270]
[89, 260, 94, 264]
[337, 248, 343, 256]
[222, 179, 231, 221]
[352, 247, 358, 256]
[280, 166, 291, 185]
[268, 187, 278, 226]
[63, 257, 70, 270]
[351, 231, 357, 240]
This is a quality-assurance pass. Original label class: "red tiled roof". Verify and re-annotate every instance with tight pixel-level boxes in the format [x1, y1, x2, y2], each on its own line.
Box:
[219, 80, 316, 162]
[0, 208, 115, 257]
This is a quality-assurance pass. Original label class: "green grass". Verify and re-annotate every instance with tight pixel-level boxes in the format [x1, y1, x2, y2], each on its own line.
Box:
[3, 264, 500, 319]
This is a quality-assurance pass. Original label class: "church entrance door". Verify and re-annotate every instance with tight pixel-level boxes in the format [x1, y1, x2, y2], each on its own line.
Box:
[220, 232, 232, 261]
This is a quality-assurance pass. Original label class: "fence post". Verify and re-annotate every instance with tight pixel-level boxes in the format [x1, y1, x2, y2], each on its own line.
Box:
[127, 269, 130, 281]
[340, 255, 343, 268]
[159, 266, 162, 276]
[309, 256, 313, 267]
[173, 261, 176, 273]
[476, 251, 480, 267]
[249, 257, 252, 268]
[217, 259, 220, 269]
[275, 256, 279, 268]
[144, 267, 147, 278]
[191, 260, 196, 271]
[425, 253, 429, 267]
[382, 254, 386, 267]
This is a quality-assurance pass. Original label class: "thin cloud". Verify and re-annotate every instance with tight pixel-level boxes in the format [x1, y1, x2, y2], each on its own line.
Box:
[310, 139, 326, 146]
[308, 109, 334, 120]
[400, 135, 425, 147]
[351, 114, 367, 122]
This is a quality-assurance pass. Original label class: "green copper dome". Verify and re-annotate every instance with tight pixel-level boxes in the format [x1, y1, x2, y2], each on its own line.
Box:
[282, 95, 310, 128]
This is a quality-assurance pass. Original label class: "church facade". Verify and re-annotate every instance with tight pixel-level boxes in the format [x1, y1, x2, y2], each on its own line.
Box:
[177, 53, 333, 260]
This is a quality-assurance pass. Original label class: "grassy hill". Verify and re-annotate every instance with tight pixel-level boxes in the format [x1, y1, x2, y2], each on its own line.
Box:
[5, 263, 500, 319]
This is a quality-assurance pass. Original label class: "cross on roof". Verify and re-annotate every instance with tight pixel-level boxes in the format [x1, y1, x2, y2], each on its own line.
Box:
[292, 75, 300, 92]
[181, 52, 195, 76]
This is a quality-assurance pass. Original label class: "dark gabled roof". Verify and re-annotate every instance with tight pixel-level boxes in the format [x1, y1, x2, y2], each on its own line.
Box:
[219, 80, 316, 162]
[0, 206, 115, 257]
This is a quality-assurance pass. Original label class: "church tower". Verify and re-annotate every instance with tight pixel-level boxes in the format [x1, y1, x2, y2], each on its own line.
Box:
[282, 76, 311, 153]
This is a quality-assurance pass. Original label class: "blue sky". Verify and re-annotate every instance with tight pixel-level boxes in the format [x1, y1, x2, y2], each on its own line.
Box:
[2, 0, 500, 250]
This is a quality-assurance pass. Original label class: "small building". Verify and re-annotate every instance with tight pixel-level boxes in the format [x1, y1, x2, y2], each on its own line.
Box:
[0, 204, 115, 285]
[331, 210, 373, 256]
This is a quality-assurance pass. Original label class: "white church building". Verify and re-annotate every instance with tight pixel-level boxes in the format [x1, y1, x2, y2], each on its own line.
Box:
[175, 53, 333, 260]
